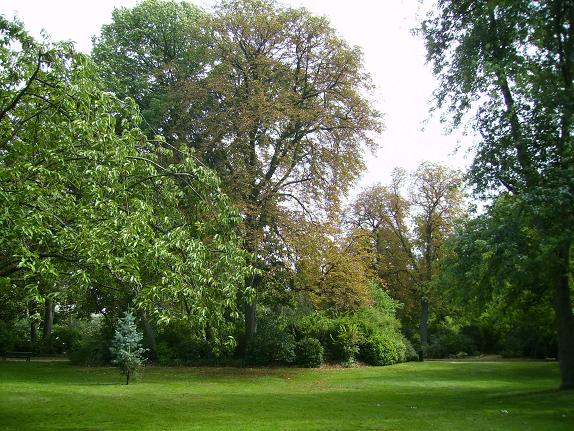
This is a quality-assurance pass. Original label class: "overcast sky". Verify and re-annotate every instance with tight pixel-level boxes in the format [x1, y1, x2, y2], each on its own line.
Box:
[2, 0, 474, 193]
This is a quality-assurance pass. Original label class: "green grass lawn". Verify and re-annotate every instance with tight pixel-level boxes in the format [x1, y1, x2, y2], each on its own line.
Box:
[0, 360, 573, 430]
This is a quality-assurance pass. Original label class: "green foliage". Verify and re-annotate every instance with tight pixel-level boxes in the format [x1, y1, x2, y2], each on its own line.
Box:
[110, 312, 146, 384]
[0, 319, 32, 352]
[294, 338, 324, 368]
[435, 197, 560, 359]
[245, 312, 296, 365]
[359, 333, 400, 366]
[294, 305, 410, 366]
[0, 17, 254, 345]
[153, 321, 237, 366]
[93, 2, 382, 342]
[370, 286, 403, 317]
[426, 329, 476, 360]
[403, 339, 419, 362]
[67, 318, 112, 366]
[92, 0, 210, 137]
[353, 305, 412, 365]
[330, 321, 362, 365]
[421, 0, 574, 387]
[295, 313, 333, 346]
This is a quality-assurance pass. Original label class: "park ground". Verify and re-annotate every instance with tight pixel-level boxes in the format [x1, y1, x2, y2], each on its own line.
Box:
[0, 359, 573, 430]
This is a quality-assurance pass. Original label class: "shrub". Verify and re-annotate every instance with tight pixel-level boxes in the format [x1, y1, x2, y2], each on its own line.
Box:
[360, 333, 401, 366]
[154, 319, 242, 366]
[426, 329, 476, 359]
[67, 318, 111, 366]
[0, 319, 32, 352]
[245, 314, 295, 365]
[330, 321, 361, 365]
[295, 313, 333, 354]
[403, 338, 419, 362]
[155, 341, 178, 365]
[51, 322, 86, 354]
[424, 317, 480, 359]
[295, 309, 411, 367]
[295, 338, 324, 368]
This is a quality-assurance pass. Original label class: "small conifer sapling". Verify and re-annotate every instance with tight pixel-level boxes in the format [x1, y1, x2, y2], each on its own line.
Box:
[110, 311, 147, 385]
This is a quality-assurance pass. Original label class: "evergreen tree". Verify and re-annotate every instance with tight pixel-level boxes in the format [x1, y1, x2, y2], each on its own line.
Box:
[110, 312, 147, 385]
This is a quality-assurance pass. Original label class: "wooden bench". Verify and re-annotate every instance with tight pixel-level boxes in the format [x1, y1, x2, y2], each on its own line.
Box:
[2, 351, 32, 361]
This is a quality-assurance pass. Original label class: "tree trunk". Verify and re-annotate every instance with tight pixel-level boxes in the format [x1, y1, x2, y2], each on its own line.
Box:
[419, 297, 429, 360]
[419, 222, 433, 360]
[374, 227, 385, 278]
[30, 321, 37, 344]
[244, 296, 257, 343]
[126, 370, 130, 385]
[243, 215, 260, 347]
[139, 310, 158, 362]
[554, 241, 574, 390]
[42, 299, 54, 342]
[29, 307, 37, 343]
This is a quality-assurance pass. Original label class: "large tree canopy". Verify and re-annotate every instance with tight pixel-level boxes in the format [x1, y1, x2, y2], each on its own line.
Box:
[421, 0, 574, 388]
[93, 0, 382, 340]
[0, 17, 252, 347]
[92, 0, 210, 138]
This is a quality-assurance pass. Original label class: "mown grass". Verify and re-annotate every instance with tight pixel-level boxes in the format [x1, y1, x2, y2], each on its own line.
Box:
[0, 359, 572, 430]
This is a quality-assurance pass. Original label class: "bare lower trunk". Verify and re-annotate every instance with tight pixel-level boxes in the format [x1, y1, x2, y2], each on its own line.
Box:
[42, 299, 54, 342]
[244, 296, 257, 343]
[419, 298, 429, 360]
[554, 241, 574, 390]
[29, 307, 37, 343]
[30, 321, 37, 343]
[140, 310, 157, 361]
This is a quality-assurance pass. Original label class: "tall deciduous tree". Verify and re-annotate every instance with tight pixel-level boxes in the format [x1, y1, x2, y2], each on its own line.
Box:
[0, 17, 252, 348]
[421, 0, 574, 388]
[93, 0, 382, 342]
[349, 172, 416, 318]
[411, 163, 464, 349]
[349, 163, 463, 353]
[197, 0, 381, 339]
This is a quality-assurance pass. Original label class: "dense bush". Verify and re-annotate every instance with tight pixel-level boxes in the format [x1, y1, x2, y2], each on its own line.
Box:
[403, 339, 420, 362]
[155, 338, 207, 365]
[425, 316, 478, 359]
[245, 312, 296, 365]
[359, 333, 400, 365]
[295, 338, 324, 368]
[295, 313, 333, 348]
[499, 324, 557, 359]
[351, 306, 412, 365]
[0, 319, 32, 352]
[67, 318, 112, 366]
[426, 328, 476, 358]
[294, 305, 411, 367]
[330, 320, 361, 365]
[155, 322, 213, 365]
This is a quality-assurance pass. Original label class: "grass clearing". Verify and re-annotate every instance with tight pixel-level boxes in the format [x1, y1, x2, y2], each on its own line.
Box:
[0, 360, 573, 430]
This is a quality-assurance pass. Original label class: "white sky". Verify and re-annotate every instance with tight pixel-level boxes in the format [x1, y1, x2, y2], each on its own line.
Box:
[2, 0, 475, 193]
